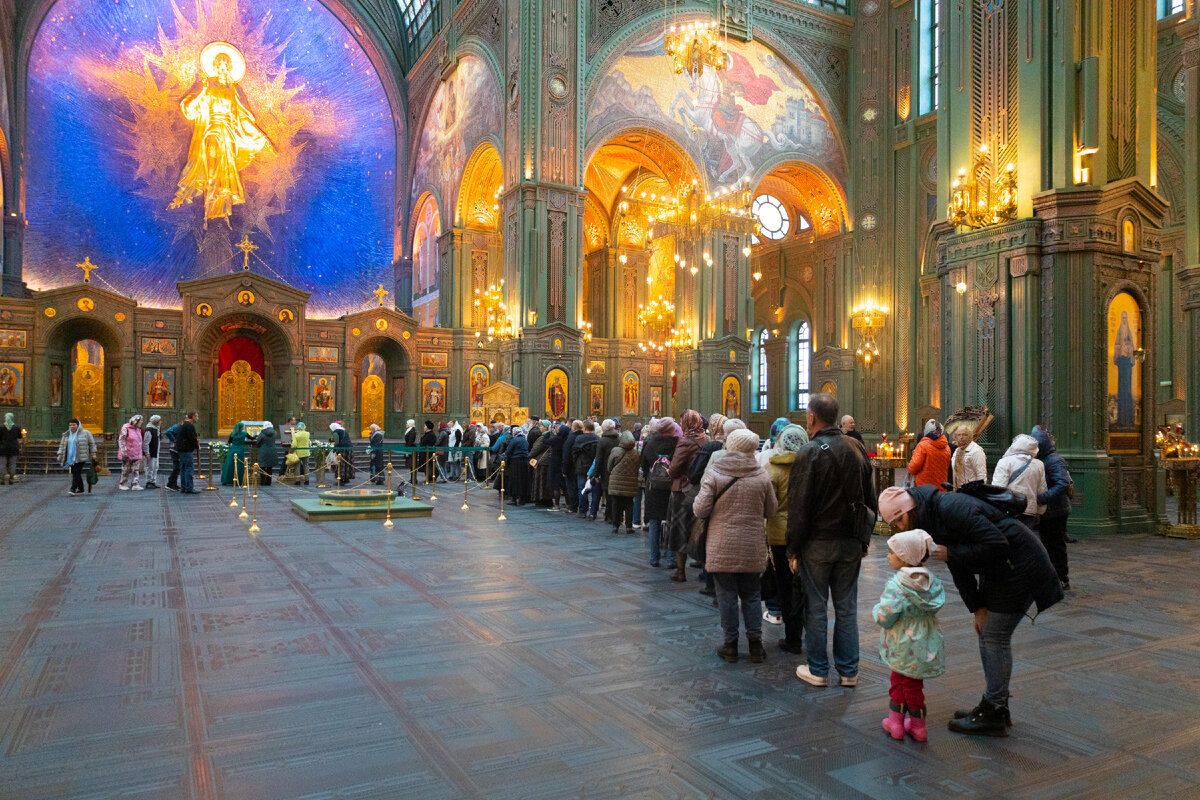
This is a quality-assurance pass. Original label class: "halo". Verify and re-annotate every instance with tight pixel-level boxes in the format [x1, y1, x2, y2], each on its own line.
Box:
[200, 41, 246, 82]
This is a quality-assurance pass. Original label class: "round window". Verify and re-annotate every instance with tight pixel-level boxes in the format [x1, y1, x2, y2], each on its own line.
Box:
[752, 194, 790, 240]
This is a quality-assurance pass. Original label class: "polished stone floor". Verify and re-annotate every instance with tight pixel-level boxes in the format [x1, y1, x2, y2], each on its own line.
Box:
[1, 474, 1199, 800]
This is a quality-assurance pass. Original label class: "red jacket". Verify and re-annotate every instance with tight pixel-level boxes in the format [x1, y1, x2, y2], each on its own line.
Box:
[908, 435, 951, 490]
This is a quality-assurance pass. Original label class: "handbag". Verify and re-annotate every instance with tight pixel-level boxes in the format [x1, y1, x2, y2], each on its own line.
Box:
[686, 476, 740, 562]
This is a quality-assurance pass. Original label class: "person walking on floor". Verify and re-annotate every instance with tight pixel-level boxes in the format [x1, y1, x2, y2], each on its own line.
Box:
[606, 429, 641, 534]
[143, 415, 162, 489]
[877, 485, 1062, 737]
[254, 421, 279, 486]
[765, 423, 809, 654]
[641, 417, 678, 569]
[693, 428, 778, 664]
[908, 419, 951, 490]
[164, 418, 182, 491]
[786, 393, 877, 688]
[875, 529, 945, 742]
[992, 433, 1047, 529]
[221, 422, 248, 486]
[0, 412, 22, 484]
[118, 415, 145, 491]
[666, 410, 707, 581]
[1031, 426, 1072, 590]
[950, 425, 987, 489]
[57, 419, 97, 496]
[176, 412, 200, 494]
[291, 422, 311, 484]
[368, 424, 386, 484]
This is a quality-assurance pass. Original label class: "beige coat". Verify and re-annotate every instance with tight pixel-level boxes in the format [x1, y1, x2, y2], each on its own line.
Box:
[692, 450, 777, 573]
[764, 451, 794, 547]
[57, 428, 97, 466]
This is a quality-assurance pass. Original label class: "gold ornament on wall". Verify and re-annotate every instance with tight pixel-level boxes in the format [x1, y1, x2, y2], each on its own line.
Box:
[948, 145, 1017, 229]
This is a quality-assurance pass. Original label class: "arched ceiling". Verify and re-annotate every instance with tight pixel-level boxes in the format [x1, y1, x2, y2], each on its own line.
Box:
[754, 162, 847, 239]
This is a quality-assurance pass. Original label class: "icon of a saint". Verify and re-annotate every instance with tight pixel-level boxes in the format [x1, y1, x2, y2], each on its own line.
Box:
[1113, 310, 1136, 428]
[170, 42, 274, 227]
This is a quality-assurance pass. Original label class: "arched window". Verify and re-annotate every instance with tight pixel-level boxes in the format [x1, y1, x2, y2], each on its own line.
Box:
[795, 321, 811, 411]
[756, 328, 769, 412]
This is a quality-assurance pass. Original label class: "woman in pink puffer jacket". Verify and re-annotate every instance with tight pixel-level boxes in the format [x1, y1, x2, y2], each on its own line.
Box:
[118, 415, 144, 490]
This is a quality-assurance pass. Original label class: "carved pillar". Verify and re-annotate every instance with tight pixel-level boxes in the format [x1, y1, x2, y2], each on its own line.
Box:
[1179, 20, 1200, 436]
[1007, 252, 1040, 435]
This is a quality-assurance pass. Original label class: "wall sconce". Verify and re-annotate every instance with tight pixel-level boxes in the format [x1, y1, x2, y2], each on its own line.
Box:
[948, 144, 1017, 229]
[1133, 347, 1146, 364]
[955, 281, 967, 294]
[752, 270, 762, 281]
[528, 310, 537, 326]
[578, 318, 593, 342]
[851, 301, 888, 368]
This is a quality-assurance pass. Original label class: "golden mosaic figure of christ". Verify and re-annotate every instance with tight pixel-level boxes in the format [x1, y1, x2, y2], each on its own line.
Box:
[169, 42, 274, 226]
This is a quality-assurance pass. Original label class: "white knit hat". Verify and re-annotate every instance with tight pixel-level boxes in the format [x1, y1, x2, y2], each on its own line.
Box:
[887, 529, 934, 566]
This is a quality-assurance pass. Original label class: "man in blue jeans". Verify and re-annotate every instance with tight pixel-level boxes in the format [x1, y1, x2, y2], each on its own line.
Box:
[176, 411, 200, 494]
[571, 421, 600, 519]
[785, 393, 876, 687]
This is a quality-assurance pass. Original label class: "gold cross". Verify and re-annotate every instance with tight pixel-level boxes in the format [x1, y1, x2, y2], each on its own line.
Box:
[236, 235, 258, 271]
[76, 257, 97, 284]
[373, 284, 389, 306]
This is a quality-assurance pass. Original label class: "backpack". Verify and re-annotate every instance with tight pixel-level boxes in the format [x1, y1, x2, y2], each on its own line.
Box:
[649, 455, 672, 491]
[954, 479, 1028, 517]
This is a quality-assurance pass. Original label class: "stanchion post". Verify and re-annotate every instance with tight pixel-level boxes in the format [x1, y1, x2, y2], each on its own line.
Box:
[410, 450, 418, 501]
[229, 454, 239, 507]
[461, 453, 469, 511]
[383, 460, 394, 529]
[206, 445, 217, 490]
[317, 447, 328, 489]
[498, 463, 506, 521]
[248, 464, 260, 534]
[427, 451, 437, 502]
[239, 457, 249, 519]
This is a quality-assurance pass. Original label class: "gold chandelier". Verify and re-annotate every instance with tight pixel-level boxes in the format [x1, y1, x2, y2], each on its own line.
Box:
[637, 295, 692, 352]
[948, 145, 1017, 229]
[664, 19, 728, 80]
[851, 301, 888, 368]
[473, 281, 516, 342]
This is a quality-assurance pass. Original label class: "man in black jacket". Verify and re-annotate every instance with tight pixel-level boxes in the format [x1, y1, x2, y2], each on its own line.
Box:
[176, 411, 200, 494]
[786, 393, 876, 688]
[561, 420, 582, 512]
[594, 419, 620, 521]
[571, 421, 600, 519]
[419, 420, 437, 484]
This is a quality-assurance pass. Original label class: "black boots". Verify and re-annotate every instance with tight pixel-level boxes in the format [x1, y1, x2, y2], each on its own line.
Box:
[948, 696, 1011, 737]
[747, 639, 766, 663]
[716, 641, 738, 663]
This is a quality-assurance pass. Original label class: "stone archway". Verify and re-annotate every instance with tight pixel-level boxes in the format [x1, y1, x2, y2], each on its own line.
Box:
[351, 335, 410, 437]
[44, 316, 124, 434]
[193, 312, 293, 436]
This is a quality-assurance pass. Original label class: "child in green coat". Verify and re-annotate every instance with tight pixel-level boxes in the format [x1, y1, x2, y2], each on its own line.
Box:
[874, 529, 945, 742]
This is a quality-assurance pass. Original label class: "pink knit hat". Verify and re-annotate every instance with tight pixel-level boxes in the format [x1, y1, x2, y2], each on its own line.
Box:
[878, 486, 916, 525]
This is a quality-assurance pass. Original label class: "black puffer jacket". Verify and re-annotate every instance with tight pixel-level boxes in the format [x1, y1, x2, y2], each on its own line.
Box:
[909, 484, 1063, 615]
[1032, 426, 1071, 520]
[595, 429, 620, 486]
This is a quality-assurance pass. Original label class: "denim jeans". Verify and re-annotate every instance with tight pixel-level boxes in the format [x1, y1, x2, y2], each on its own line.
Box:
[179, 451, 195, 493]
[979, 604, 1031, 706]
[576, 476, 600, 517]
[712, 572, 763, 643]
[632, 488, 642, 526]
[648, 518, 665, 565]
[799, 538, 863, 678]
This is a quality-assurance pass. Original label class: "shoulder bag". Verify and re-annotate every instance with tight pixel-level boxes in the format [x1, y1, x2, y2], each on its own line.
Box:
[686, 476, 740, 562]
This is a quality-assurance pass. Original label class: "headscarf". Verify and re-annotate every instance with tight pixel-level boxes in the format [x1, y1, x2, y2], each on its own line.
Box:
[329, 422, 344, 432]
[776, 424, 809, 453]
[708, 414, 728, 441]
[878, 486, 916, 525]
[681, 409, 705, 439]
[672, 423, 683, 438]
[296, 422, 306, 431]
[232, 422, 245, 436]
[722, 418, 747, 436]
[3, 412, 13, 429]
[129, 414, 143, 426]
[888, 529, 935, 566]
[510, 425, 524, 437]
[148, 415, 161, 426]
[923, 418, 944, 440]
[261, 421, 273, 431]
[725, 428, 760, 454]
[769, 417, 791, 444]
[653, 416, 676, 436]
